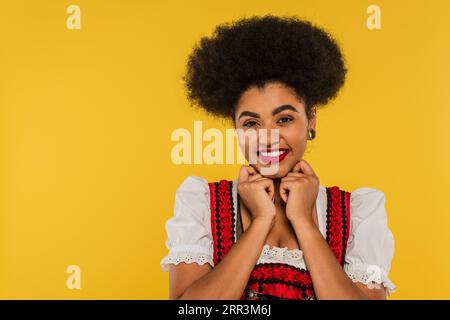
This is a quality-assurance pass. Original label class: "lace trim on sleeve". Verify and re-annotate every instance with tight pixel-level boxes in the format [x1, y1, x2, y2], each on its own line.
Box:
[344, 263, 396, 296]
[160, 248, 214, 272]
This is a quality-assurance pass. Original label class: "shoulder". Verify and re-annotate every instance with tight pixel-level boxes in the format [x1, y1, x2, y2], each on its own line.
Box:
[346, 186, 394, 255]
[176, 175, 238, 197]
[319, 185, 385, 208]
[350, 187, 385, 201]
[175, 175, 239, 205]
[176, 175, 210, 193]
[172, 176, 212, 222]
[349, 187, 387, 220]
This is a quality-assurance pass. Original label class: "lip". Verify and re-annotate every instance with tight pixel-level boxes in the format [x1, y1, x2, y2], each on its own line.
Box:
[257, 148, 290, 164]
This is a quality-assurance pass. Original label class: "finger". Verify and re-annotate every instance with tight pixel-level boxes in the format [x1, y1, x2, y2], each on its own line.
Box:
[238, 166, 249, 184]
[256, 178, 274, 201]
[279, 181, 291, 203]
[299, 159, 315, 176]
[280, 176, 303, 182]
[286, 172, 305, 178]
[247, 165, 258, 176]
[253, 176, 270, 183]
[248, 173, 263, 182]
[238, 165, 258, 184]
[247, 166, 263, 181]
[291, 160, 303, 173]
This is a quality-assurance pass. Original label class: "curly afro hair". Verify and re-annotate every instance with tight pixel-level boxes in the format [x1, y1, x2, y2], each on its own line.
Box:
[183, 14, 347, 121]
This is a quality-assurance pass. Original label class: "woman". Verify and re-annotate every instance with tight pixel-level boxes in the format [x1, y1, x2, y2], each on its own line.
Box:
[160, 15, 395, 300]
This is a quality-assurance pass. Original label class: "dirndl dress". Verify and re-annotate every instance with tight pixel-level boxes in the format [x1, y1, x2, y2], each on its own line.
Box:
[208, 179, 351, 300]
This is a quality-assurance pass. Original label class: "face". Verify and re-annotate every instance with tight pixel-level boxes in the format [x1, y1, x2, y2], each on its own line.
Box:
[234, 82, 316, 178]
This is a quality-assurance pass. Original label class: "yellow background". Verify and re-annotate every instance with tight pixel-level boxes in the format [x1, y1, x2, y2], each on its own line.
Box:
[1, 0, 449, 299]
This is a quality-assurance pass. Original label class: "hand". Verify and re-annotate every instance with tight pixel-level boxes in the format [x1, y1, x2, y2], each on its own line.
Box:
[237, 165, 276, 225]
[279, 160, 320, 226]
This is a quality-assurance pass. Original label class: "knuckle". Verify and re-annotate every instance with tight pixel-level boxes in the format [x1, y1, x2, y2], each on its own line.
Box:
[238, 183, 248, 192]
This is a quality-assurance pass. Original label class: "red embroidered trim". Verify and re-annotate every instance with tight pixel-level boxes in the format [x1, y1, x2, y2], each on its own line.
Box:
[241, 263, 315, 300]
[209, 180, 235, 265]
[325, 186, 351, 265]
[209, 182, 219, 263]
[249, 263, 313, 286]
[244, 281, 314, 300]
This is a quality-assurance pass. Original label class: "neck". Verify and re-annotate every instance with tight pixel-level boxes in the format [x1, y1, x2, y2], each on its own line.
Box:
[272, 178, 284, 207]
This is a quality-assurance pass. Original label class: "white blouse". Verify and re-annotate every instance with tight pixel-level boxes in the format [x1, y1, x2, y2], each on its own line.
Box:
[160, 176, 396, 296]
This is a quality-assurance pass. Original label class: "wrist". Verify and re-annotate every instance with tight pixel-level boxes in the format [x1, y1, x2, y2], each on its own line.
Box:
[290, 217, 317, 231]
[251, 216, 274, 229]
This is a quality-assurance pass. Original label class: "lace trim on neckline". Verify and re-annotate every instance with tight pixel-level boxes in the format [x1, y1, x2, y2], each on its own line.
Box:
[257, 244, 306, 270]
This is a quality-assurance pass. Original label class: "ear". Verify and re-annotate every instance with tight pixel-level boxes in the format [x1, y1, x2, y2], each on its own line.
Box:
[309, 106, 317, 129]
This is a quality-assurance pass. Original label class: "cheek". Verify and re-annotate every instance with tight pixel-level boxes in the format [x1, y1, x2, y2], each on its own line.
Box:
[236, 131, 256, 160]
[284, 126, 308, 152]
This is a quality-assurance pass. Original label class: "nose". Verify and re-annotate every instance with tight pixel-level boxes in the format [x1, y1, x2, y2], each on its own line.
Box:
[257, 126, 281, 149]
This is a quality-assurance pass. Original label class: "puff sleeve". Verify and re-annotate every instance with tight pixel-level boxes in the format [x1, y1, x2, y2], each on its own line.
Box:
[343, 188, 396, 296]
[160, 176, 214, 272]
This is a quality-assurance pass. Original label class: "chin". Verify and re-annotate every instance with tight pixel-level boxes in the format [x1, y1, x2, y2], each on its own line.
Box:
[254, 164, 291, 179]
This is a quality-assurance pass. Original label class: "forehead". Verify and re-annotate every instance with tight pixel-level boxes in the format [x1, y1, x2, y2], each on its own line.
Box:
[235, 82, 305, 115]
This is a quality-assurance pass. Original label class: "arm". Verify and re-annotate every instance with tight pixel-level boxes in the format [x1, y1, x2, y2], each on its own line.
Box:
[169, 166, 276, 300]
[292, 219, 386, 300]
[170, 217, 273, 300]
[280, 160, 390, 300]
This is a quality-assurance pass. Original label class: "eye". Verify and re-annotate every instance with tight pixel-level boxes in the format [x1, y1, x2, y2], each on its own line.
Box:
[243, 120, 258, 128]
[277, 116, 293, 125]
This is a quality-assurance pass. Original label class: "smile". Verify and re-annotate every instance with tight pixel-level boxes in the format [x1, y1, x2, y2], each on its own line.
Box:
[257, 148, 289, 164]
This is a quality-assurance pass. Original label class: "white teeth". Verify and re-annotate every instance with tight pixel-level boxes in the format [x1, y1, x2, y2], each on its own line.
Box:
[260, 150, 286, 157]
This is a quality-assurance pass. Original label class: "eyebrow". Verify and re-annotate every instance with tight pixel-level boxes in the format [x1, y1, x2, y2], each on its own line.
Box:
[238, 104, 299, 120]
